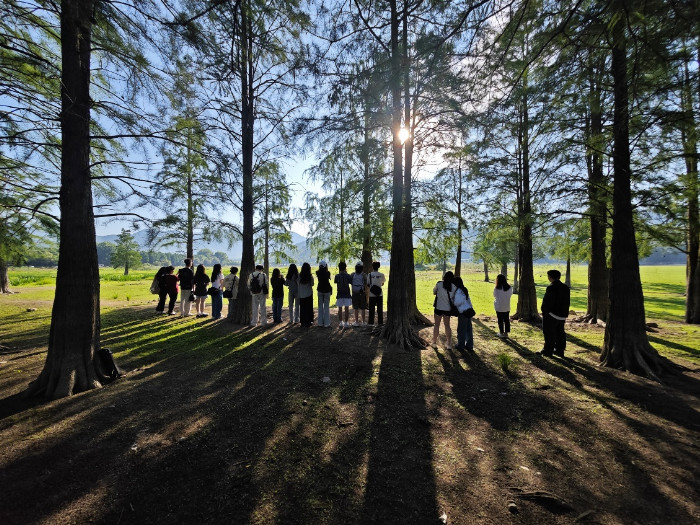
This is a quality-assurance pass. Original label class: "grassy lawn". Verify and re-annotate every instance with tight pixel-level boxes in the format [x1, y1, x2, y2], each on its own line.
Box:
[0, 265, 698, 524]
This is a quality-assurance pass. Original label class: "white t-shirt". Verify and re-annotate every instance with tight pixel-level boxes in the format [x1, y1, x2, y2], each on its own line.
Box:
[493, 287, 513, 312]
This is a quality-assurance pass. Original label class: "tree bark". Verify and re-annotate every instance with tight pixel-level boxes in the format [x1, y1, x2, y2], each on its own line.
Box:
[513, 69, 540, 322]
[600, 13, 665, 378]
[483, 260, 490, 282]
[400, 5, 430, 327]
[585, 51, 609, 323]
[0, 260, 10, 294]
[230, 1, 254, 324]
[682, 52, 700, 323]
[500, 263, 507, 278]
[513, 243, 519, 293]
[381, 0, 424, 349]
[27, 0, 105, 399]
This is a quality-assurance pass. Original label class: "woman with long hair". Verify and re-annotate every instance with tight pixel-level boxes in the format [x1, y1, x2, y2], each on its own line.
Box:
[298, 262, 315, 327]
[316, 261, 332, 327]
[270, 268, 285, 323]
[493, 274, 513, 338]
[210, 263, 224, 319]
[453, 277, 474, 352]
[193, 264, 211, 318]
[431, 271, 455, 349]
[285, 263, 300, 324]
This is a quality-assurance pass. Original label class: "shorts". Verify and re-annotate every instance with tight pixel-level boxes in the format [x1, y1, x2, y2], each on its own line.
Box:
[352, 291, 367, 309]
[336, 297, 352, 308]
[434, 309, 451, 317]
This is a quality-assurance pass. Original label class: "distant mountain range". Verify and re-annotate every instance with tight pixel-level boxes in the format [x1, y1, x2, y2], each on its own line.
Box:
[96, 230, 311, 264]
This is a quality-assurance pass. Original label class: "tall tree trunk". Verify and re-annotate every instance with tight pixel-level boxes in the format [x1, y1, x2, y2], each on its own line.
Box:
[186, 133, 194, 260]
[682, 53, 700, 323]
[381, 0, 423, 348]
[27, 0, 104, 399]
[513, 243, 519, 293]
[585, 52, 609, 323]
[400, 7, 430, 327]
[0, 259, 10, 294]
[514, 70, 540, 322]
[361, 110, 372, 270]
[230, 2, 254, 324]
[483, 260, 490, 282]
[600, 13, 664, 378]
[124, 260, 129, 276]
[500, 263, 507, 278]
[565, 255, 571, 288]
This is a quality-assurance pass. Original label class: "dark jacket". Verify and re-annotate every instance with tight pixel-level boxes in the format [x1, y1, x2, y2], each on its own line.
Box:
[541, 279, 570, 318]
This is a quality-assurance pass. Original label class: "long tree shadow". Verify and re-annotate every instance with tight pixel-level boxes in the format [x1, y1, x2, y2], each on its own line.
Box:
[360, 346, 438, 523]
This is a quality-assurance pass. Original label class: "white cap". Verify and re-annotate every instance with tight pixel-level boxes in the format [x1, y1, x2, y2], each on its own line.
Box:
[356, 261, 363, 267]
[319, 260, 328, 267]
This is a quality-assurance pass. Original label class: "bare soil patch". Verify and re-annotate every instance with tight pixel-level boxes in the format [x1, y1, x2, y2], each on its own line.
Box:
[0, 306, 698, 524]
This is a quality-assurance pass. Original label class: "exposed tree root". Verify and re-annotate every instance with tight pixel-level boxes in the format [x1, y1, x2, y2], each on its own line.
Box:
[600, 339, 678, 382]
[409, 309, 433, 327]
[380, 320, 426, 350]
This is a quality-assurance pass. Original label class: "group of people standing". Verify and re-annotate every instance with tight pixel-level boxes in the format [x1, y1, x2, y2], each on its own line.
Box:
[155, 260, 570, 355]
[247, 260, 385, 328]
[430, 268, 569, 356]
[153, 258, 385, 328]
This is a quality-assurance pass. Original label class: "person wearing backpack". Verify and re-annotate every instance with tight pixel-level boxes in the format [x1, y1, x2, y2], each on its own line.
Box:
[154, 266, 169, 314]
[351, 262, 367, 327]
[316, 261, 333, 327]
[177, 259, 194, 317]
[155, 266, 179, 316]
[248, 264, 269, 326]
[222, 266, 239, 319]
[366, 261, 386, 326]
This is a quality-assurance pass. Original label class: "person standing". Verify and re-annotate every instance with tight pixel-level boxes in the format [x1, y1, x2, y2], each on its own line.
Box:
[540, 269, 570, 357]
[453, 277, 474, 352]
[298, 262, 315, 327]
[270, 268, 285, 323]
[154, 266, 169, 314]
[193, 264, 211, 318]
[285, 264, 300, 324]
[431, 271, 455, 350]
[156, 266, 179, 315]
[367, 261, 386, 326]
[316, 261, 332, 327]
[334, 261, 353, 328]
[248, 264, 269, 326]
[222, 266, 239, 319]
[493, 274, 514, 338]
[210, 263, 224, 319]
[351, 262, 367, 326]
[177, 259, 194, 317]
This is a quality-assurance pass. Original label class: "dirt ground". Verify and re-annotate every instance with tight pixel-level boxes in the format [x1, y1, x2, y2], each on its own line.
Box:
[0, 304, 699, 525]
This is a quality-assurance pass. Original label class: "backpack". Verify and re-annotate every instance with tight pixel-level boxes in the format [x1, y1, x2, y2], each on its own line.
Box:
[98, 347, 122, 381]
[250, 273, 262, 294]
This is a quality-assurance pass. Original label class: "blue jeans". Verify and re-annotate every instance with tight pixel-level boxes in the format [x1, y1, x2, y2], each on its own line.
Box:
[457, 315, 473, 351]
[272, 296, 283, 322]
[317, 292, 331, 326]
[211, 290, 223, 319]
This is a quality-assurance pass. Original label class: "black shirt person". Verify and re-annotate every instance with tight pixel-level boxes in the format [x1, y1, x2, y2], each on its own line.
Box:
[540, 269, 570, 357]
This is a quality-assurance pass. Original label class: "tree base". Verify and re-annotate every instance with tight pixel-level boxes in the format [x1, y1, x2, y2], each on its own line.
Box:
[511, 312, 542, 324]
[380, 320, 426, 350]
[599, 339, 678, 382]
